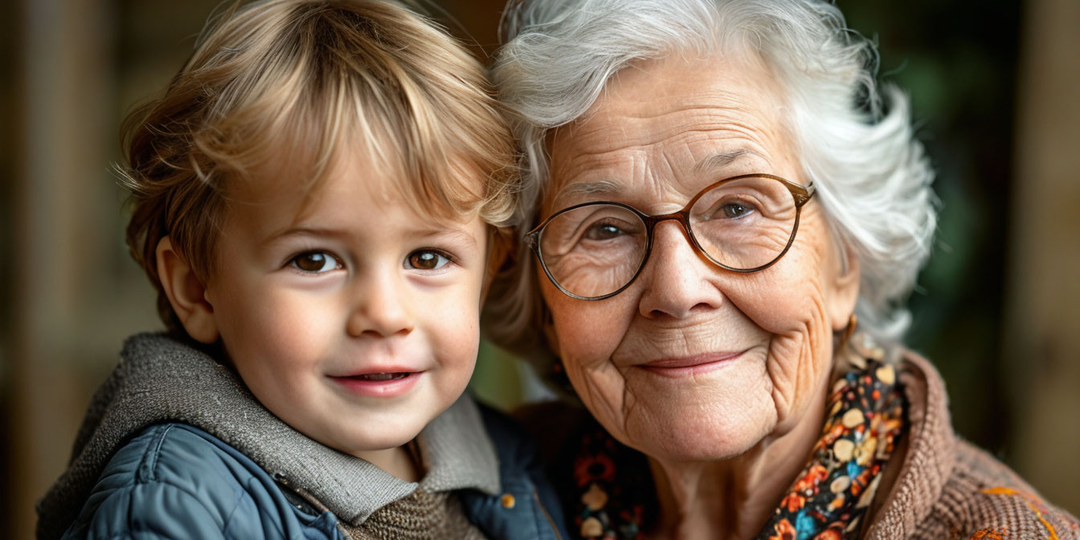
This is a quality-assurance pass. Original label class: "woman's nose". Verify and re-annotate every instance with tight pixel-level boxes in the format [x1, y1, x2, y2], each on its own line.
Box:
[636, 220, 726, 319]
[346, 271, 414, 338]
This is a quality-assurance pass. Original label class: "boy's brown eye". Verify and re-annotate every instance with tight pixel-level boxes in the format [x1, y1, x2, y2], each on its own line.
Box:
[291, 251, 339, 273]
[407, 250, 450, 270]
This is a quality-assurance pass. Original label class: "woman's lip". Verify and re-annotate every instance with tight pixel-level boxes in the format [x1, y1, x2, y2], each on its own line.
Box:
[328, 371, 423, 397]
[637, 351, 745, 377]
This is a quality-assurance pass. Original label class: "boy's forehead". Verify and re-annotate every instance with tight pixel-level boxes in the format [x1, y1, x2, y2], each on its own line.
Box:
[225, 151, 482, 233]
[219, 117, 492, 230]
[227, 135, 376, 204]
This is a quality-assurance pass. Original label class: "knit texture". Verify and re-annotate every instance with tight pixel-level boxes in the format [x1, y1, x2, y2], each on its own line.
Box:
[344, 487, 487, 540]
[36, 333, 500, 539]
[865, 354, 1080, 540]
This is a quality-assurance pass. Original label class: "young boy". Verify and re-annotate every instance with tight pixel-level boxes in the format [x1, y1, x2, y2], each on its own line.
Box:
[36, 1, 566, 538]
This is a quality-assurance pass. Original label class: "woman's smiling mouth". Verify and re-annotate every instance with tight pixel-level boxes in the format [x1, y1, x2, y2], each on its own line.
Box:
[636, 350, 747, 378]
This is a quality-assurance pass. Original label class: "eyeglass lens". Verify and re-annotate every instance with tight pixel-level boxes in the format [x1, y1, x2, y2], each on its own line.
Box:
[537, 176, 801, 299]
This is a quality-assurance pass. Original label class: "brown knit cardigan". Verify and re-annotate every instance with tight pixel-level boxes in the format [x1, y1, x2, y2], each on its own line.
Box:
[865, 354, 1079, 540]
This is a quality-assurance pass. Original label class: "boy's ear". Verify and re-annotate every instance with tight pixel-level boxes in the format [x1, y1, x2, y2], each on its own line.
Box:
[156, 237, 220, 344]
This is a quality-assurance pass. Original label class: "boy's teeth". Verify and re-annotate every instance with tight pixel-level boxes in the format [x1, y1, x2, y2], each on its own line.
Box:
[357, 373, 407, 381]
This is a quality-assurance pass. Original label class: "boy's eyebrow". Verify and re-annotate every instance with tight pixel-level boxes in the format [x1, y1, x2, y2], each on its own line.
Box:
[408, 226, 481, 248]
[268, 226, 351, 244]
[269, 225, 480, 248]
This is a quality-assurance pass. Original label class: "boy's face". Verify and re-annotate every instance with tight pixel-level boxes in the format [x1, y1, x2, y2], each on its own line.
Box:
[202, 152, 488, 462]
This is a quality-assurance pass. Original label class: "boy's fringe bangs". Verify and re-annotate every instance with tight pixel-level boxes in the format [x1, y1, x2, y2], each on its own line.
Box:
[190, 0, 516, 224]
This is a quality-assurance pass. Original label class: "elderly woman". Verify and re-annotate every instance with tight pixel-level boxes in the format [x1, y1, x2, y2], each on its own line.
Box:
[483, 0, 1080, 539]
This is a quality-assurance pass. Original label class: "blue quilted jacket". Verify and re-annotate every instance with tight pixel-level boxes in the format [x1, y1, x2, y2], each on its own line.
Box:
[38, 334, 567, 540]
[61, 412, 566, 539]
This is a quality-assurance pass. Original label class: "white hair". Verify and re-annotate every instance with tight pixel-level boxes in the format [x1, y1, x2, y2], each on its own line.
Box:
[483, 0, 937, 366]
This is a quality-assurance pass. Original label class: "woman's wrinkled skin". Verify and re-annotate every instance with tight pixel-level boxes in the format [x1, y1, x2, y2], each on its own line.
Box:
[540, 52, 861, 538]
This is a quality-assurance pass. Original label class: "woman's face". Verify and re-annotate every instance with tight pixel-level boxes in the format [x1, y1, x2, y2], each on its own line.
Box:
[541, 53, 860, 462]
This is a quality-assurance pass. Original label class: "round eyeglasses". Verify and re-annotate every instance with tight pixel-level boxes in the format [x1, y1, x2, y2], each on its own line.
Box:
[525, 173, 815, 300]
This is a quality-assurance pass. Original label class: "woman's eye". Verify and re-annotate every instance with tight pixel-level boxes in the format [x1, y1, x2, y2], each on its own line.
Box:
[584, 223, 626, 241]
[720, 201, 755, 219]
[407, 250, 451, 270]
[290, 251, 341, 274]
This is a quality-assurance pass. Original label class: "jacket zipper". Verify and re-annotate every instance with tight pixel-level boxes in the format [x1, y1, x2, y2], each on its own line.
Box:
[532, 488, 564, 540]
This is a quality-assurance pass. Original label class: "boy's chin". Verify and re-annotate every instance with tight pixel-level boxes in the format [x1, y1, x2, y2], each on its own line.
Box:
[337, 434, 426, 480]
[319, 419, 428, 460]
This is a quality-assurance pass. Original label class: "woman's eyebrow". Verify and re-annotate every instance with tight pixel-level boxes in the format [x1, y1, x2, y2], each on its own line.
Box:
[693, 149, 770, 173]
[551, 180, 621, 208]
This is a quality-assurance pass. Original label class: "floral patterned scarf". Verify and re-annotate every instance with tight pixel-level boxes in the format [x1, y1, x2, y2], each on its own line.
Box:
[565, 339, 906, 540]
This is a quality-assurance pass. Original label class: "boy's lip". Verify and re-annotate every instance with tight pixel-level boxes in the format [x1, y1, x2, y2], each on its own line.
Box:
[328, 370, 424, 397]
[333, 365, 422, 377]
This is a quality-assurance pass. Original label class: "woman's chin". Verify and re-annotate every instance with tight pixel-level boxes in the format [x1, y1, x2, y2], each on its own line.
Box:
[596, 358, 778, 461]
[614, 396, 778, 463]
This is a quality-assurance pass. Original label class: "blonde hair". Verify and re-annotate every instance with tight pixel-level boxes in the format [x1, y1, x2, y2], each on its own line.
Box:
[122, 0, 517, 334]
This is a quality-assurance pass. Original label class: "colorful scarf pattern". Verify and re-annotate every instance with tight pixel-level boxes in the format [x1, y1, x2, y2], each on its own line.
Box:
[567, 341, 906, 540]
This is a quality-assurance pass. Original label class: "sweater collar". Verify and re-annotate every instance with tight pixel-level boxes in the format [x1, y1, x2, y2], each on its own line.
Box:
[416, 395, 502, 497]
[329, 393, 504, 523]
[864, 352, 957, 539]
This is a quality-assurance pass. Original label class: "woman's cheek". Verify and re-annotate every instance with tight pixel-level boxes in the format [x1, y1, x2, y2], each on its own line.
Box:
[730, 241, 836, 430]
[730, 229, 832, 332]
[544, 286, 630, 368]
[762, 293, 835, 432]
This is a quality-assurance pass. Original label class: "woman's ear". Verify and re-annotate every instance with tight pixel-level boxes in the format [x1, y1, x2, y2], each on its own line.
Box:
[542, 306, 560, 354]
[828, 241, 861, 332]
[480, 228, 511, 306]
[156, 237, 219, 344]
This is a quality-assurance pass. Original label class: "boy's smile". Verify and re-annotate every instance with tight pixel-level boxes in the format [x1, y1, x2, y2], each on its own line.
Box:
[190, 148, 488, 476]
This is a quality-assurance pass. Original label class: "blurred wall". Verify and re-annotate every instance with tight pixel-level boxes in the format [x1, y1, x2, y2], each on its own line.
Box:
[1005, 0, 1080, 514]
[1, 0, 1077, 538]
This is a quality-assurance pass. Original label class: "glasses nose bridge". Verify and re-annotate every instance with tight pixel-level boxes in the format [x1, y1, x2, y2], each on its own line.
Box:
[641, 209, 705, 261]
[644, 209, 692, 235]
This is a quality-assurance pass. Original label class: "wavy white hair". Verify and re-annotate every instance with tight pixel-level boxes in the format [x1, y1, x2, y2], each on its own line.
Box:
[484, 0, 937, 366]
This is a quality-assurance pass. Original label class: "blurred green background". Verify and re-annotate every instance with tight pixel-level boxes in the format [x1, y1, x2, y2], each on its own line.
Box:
[839, 0, 1022, 459]
[2, 0, 1078, 538]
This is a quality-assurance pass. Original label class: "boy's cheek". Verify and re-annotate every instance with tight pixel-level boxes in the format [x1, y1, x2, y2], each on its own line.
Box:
[216, 287, 338, 362]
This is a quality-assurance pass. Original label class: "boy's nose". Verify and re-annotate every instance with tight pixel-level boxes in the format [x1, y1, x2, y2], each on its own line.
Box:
[346, 275, 414, 338]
